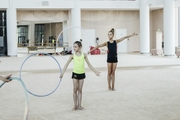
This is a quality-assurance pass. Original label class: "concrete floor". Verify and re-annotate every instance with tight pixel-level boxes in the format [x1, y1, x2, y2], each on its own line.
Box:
[1, 51, 180, 120]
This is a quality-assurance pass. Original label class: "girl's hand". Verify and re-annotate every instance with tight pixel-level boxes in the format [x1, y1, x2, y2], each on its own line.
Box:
[95, 71, 101, 76]
[87, 51, 90, 55]
[4, 74, 12, 82]
[132, 32, 138, 36]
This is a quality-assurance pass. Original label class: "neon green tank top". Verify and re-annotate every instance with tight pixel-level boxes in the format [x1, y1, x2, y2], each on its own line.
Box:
[73, 53, 85, 74]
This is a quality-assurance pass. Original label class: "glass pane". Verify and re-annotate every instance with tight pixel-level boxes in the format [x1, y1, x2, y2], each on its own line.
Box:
[25, 33, 28, 40]
[35, 25, 38, 32]
[20, 32, 25, 36]
[0, 28, 3, 36]
[38, 25, 41, 31]
[42, 25, 44, 31]
[25, 27, 28, 32]
[18, 28, 20, 32]
[19, 27, 23, 32]
[0, 20, 2, 26]
[2, 27, 5, 36]
[0, 12, 6, 27]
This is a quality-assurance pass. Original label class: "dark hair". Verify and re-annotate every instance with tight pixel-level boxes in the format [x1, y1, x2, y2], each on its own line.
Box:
[74, 41, 82, 48]
[109, 28, 114, 35]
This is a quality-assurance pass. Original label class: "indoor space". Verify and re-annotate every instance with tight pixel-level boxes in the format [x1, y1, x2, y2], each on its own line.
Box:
[1, 0, 180, 120]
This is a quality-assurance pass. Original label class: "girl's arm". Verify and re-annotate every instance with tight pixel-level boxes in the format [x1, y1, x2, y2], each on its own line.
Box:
[60, 55, 73, 78]
[0, 74, 12, 82]
[116, 32, 138, 44]
[84, 53, 100, 76]
[88, 42, 107, 54]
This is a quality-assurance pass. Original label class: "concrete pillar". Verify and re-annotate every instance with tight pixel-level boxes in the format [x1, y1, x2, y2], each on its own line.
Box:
[178, 7, 180, 46]
[164, 0, 175, 55]
[63, 21, 68, 47]
[6, 0, 17, 56]
[140, 0, 150, 54]
[71, 0, 81, 52]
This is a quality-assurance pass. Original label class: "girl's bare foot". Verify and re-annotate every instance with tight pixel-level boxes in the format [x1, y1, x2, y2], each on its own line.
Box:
[78, 106, 84, 110]
[112, 88, 116, 91]
[72, 106, 78, 111]
[108, 87, 112, 91]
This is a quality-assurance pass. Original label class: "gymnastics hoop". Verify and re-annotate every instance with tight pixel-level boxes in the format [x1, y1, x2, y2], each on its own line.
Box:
[0, 77, 29, 120]
[19, 53, 62, 97]
[55, 26, 92, 54]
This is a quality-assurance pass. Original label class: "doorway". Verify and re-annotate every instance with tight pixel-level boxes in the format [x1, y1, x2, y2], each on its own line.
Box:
[35, 24, 45, 46]
[17, 25, 28, 47]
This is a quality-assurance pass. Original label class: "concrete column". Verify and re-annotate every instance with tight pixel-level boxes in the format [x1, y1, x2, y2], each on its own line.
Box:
[140, 0, 150, 54]
[6, 0, 17, 56]
[71, 0, 81, 52]
[178, 7, 180, 46]
[63, 21, 68, 47]
[164, 0, 175, 56]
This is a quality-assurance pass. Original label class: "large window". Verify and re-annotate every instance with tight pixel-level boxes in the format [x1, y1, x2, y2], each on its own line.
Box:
[0, 11, 7, 55]
[35, 24, 45, 46]
[0, 12, 6, 37]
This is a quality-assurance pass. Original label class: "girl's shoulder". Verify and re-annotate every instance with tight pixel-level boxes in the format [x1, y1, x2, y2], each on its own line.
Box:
[83, 53, 87, 57]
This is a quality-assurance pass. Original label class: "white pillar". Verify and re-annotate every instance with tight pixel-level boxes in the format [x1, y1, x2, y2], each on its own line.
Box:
[140, 0, 150, 54]
[164, 0, 175, 56]
[63, 21, 68, 47]
[178, 7, 180, 46]
[71, 0, 81, 52]
[7, 0, 17, 56]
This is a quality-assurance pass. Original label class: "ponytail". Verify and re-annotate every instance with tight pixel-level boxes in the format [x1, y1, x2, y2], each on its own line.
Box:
[109, 28, 114, 35]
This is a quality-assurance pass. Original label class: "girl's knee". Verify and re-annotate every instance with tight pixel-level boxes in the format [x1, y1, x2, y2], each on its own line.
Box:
[112, 72, 115, 75]
[78, 88, 82, 93]
[73, 88, 78, 93]
[112, 70, 116, 75]
[108, 71, 112, 76]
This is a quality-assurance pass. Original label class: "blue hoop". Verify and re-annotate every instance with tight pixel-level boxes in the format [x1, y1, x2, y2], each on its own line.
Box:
[56, 25, 92, 54]
[0, 77, 29, 120]
[19, 52, 62, 97]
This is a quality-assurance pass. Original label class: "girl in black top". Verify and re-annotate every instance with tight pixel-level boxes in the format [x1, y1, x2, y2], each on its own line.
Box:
[107, 40, 118, 63]
[89, 28, 137, 91]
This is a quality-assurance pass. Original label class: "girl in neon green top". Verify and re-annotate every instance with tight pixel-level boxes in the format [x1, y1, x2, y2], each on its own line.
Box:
[60, 41, 100, 110]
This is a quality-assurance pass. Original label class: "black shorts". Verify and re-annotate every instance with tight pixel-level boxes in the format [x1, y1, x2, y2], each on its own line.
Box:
[107, 56, 118, 63]
[72, 72, 86, 80]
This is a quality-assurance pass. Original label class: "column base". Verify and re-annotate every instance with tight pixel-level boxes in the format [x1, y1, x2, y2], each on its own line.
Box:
[164, 54, 175, 56]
